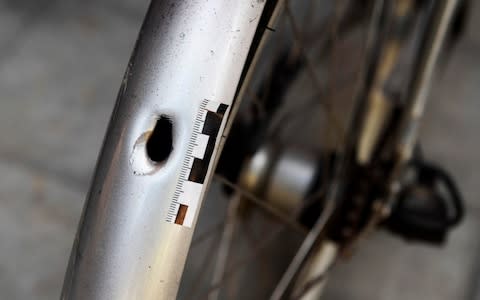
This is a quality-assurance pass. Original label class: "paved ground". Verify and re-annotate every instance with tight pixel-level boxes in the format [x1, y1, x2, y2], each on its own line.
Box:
[0, 1, 479, 299]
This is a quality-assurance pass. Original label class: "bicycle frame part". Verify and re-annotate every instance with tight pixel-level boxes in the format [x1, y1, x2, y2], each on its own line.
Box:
[291, 241, 338, 300]
[395, 0, 459, 163]
[61, 1, 266, 299]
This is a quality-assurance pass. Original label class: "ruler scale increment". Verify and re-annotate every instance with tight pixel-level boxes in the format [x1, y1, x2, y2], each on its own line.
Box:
[165, 99, 229, 227]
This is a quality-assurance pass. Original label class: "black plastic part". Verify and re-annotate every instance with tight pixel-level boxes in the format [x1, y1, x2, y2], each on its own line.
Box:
[385, 160, 464, 244]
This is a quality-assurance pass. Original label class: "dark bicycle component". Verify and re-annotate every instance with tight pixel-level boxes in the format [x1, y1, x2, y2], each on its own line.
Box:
[216, 51, 304, 177]
[216, 1, 372, 187]
[385, 160, 464, 244]
[322, 154, 464, 248]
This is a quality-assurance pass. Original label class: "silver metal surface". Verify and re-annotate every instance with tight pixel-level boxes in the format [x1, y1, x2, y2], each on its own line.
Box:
[357, 0, 413, 165]
[396, 0, 459, 162]
[61, 1, 265, 299]
[240, 144, 318, 214]
[269, 185, 336, 300]
[292, 241, 338, 300]
[265, 147, 318, 213]
[240, 144, 277, 196]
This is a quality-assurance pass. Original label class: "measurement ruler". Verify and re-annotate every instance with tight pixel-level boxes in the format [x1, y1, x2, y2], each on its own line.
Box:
[165, 98, 229, 227]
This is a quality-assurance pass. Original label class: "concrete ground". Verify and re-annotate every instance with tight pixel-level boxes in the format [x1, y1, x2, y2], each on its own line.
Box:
[0, 1, 479, 299]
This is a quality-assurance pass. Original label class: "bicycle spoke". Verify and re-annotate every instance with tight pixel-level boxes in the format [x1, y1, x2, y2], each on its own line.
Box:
[267, 1, 365, 145]
[208, 193, 242, 300]
[269, 184, 337, 300]
[269, 1, 389, 299]
[267, 72, 356, 139]
[184, 1, 392, 299]
[194, 198, 285, 300]
[202, 225, 289, 299]
[191, 220, 225, 247]
[214, 174, 308, 234]
[324, 0, 344, 148]
[301, 0, 316, 35]
[240, 216, 271, 294]
[290, 263, 335, 300]
[247, 87, 267, 120]
[266, 4, 348, 297]
[284, 0, 345, 143]
[186, 232, 222, 299]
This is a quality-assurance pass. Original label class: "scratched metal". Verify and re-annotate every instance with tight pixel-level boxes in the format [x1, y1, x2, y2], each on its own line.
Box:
[61, 1, 266, 299]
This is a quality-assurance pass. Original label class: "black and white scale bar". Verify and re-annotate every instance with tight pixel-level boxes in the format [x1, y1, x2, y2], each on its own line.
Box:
[165, 99, 229, 227]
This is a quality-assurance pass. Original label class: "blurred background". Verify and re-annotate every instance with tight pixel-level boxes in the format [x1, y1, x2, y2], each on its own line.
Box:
[0, 0, 479, 299]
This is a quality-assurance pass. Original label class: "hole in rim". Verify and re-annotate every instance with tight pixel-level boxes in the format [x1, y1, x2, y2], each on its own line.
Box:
[146, 115, 173, 163]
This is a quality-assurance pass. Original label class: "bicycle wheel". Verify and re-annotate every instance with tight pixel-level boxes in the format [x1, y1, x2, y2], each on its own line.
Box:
[62, 0, 462, 299]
